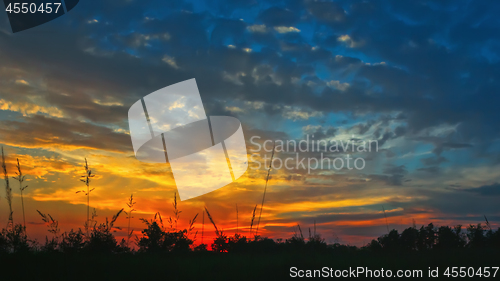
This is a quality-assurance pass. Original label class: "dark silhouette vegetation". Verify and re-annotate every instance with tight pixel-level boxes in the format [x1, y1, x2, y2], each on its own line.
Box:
[1, 148, 499, 280]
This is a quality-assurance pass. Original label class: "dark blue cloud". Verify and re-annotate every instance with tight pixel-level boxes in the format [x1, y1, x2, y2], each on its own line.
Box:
[462, 183, 500, 197]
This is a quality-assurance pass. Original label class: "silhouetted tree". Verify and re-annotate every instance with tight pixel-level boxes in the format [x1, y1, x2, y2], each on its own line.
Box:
[138, 221, 165, 253]
[467, 223, 486, 248]
[486, 227, 500, 249]
[400, 226, 419, 251]
[211, 232, 229, 253]
[435, 225, 466, 249]
[365, 239, 383, 252]
[416, 223, 436, 250]
[378, 229, 400, 251]
[227, 234, 248, 253]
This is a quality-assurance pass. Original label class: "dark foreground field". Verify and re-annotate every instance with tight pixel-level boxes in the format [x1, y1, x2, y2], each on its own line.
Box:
[1, 249, 499, 281]
[2, 213, 500, 280]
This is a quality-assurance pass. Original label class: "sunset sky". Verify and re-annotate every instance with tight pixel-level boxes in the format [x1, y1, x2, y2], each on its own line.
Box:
[1, 0, 500, 246]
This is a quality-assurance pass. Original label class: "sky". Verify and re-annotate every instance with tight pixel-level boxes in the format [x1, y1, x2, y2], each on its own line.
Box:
[0, 0, 500, 246]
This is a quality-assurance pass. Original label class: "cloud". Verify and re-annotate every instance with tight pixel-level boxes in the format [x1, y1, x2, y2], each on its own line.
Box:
[0, 115, 131, 152]
[337, 34, 363, 48]
[274, 26, 300, 33]
[461, 183, 500, 197]
[247, 24, 268, 33]
[0, 99, 64, 118]
[327, 80, 350, 91]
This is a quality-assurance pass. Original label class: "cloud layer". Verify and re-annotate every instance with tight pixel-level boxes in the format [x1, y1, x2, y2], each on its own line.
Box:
[0, 0, 499, 245]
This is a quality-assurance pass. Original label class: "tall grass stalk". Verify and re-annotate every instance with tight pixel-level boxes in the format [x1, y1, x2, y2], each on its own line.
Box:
[201, 209, 205, 245]
[382, 206, 389, 233]
[188, 213, 199, 241]
[125, 194, 137, 247]
[255, 141, 275, 236]
[37, 210, 60, 238]
[13, 158, 28, 231]
[484, 215, 491, 231]
[172, 192, 181, 231]
[297, 224, 304, 240]
[77, 158, 95, 238]
[2, 147, 13, 229]
[236, 204, 238, 235]
[107, 208, 123, 232]
[249, 204, 257, 236]
[204, 206, 220, 236]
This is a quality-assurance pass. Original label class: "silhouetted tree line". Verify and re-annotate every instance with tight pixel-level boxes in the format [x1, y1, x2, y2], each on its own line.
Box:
[1, 149, 499, 256]
[1, 221, 499, 255]
[366, 223, 500, 252]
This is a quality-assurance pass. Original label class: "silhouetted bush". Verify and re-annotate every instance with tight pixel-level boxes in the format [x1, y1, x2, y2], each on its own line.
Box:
[1, 224, 29, 253]
[0, 229, 9, 254]
[86, 223, 119, 253]
[193, 243, 208, 252]
[211, 231, 229, 253]
[137, 221, 193, 253]
[59, 229, 85, 253]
